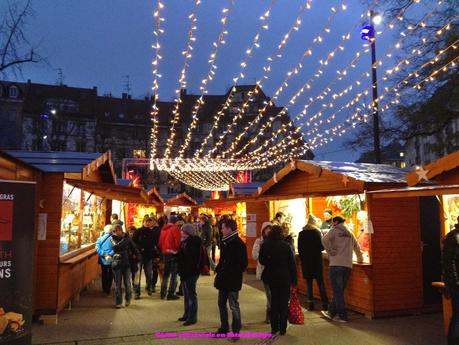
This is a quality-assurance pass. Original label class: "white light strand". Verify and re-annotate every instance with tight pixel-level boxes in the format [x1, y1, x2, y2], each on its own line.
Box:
[260, 46, 459, 164]
[193, 0, 277, 158]
[225, 0, 358, 159]
[178, 0, 236, 158]
[163, 0, 201, 159]
[247, 0, 434, 161]
[205, 0, 313, 158]
[150, 0, 165, 159]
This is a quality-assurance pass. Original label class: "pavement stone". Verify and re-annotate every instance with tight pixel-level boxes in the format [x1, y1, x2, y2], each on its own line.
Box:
[32, 274, 445, 345]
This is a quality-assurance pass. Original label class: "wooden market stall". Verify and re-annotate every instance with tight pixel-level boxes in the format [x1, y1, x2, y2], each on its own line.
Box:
[165, 192, 198, 217]
[255, 159, 431, 318]
[0, 150, 155, 320]
[202, 196, 270, 273]
[120, 186, 165, 227]
[369, 149, 459, 331]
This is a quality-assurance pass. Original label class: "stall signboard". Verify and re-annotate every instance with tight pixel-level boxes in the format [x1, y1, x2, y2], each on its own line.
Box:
[0, 181, 36, 345]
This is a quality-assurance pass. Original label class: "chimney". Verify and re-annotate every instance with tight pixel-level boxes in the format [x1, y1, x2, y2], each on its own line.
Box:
[122, 93, 127, 99]
[180, 89, 187, 97]
[93, 86, 98, 94]
[127, 95, 131, 100]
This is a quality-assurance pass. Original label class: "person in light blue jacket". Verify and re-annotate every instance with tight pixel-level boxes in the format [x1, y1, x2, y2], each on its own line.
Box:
[96, 224, 114, 295]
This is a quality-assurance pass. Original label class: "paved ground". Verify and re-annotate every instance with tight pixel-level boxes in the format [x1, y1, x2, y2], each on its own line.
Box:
[32, 274, 445, 345]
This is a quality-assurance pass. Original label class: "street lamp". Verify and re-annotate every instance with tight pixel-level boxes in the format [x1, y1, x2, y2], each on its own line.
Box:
[361, 11, 382, 164]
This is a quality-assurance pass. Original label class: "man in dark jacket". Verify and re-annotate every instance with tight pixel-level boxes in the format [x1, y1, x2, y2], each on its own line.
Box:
[132, 217, 160, 298]
[298, 214, 328, 311]
[443, 217, 459, 345]
[200, 215, 216, 272]
[259, 225, 297, 335]
[214, 219, 248, 338]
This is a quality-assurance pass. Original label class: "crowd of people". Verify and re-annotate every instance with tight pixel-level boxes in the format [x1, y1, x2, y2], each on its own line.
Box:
[95, 209, 364, 339]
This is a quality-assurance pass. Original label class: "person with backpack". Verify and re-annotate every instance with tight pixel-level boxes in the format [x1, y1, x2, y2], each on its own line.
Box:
[132, 217, 161, 298]
[213, 219, 248, 339]
[108, 224, 140, 308]
[177, 224, 202, 326]
[95, 224, 113, 295]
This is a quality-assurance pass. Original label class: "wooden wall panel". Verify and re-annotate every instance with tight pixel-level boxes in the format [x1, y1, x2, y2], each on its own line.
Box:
[34, 173, 63, 312]
[264, 170, 364, 197]
[370, 196, 423, 315]
[297, 259, 374, 316]
[246, 201, 270, 272]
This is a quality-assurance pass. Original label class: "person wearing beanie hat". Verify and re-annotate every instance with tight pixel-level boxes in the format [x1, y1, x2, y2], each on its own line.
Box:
[96, 224, 114, 295]
[298, 214, 329, 311]
[177, 223, 202, 325]
[320, 209, 333, 234]
[252, 221, 273, 323]
[321, 216, 363, 322]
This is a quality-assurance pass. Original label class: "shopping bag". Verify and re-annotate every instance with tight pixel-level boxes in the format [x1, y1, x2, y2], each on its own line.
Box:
[288, 286, 304, 325]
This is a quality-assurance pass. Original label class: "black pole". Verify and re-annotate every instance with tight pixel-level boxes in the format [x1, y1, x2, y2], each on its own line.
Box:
[370, 10, 381, 164]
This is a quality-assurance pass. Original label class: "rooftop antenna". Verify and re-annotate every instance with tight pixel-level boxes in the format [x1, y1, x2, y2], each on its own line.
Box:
[122, 75, 131, 95]
[55, 68, 64, 86]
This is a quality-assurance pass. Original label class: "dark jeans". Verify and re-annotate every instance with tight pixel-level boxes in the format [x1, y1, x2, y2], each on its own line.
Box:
[133, 258, 154, 295]
[269, 284, 290, 333]
[305, 276, 329, 308]
[100, 264, 113, 294]
[161, 254, 178, 297]
[206, 245, 217, 271]
[448, 288, 459, 345]
[329, 266, 351, 320]
[218, 290, 241, 333]
[182, 275, 199, 322]
[211, 244, 217, 262]
[113, 266, 132, 305]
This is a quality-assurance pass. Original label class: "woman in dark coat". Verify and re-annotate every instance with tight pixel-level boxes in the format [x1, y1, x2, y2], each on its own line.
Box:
[177, 224, 202, 325]
[259, 225, 297, 336]
[109, 224, 140, 308]
[298, 214, 328, 311]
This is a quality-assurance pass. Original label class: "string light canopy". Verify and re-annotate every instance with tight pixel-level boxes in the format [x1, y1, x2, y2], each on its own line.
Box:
[146, 0, 456, 191]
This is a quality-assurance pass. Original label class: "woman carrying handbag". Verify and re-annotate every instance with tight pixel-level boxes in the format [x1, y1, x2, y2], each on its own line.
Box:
[259, 225, 297, 336]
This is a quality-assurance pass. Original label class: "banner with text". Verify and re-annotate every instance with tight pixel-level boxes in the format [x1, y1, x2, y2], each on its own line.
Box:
[0, 181, 36, 345]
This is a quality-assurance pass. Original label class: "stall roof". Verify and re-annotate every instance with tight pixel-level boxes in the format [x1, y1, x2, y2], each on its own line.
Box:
[166, 193, 198, 206]
[65, 179, 156, 205]
[407, 149, 459, 186]
[306, 160, 407, 183]
[257, 160, 407, 197]
[3, 150, 115, 183]
[147, 187, 165, 205]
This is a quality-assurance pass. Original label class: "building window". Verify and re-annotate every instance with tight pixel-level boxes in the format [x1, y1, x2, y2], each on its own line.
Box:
[9, 86, 18, 98]
[133, 149, 146, 158]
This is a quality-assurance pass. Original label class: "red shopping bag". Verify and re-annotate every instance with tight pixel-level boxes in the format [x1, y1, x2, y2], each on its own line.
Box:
[288, 286, 304, 325]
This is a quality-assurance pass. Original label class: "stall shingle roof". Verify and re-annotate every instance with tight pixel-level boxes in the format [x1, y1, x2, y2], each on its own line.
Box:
[299, 160, 407, 183]
[3, 151, 103, 173]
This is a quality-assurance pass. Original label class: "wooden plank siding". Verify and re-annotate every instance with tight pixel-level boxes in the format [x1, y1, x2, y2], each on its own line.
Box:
[246, 201, 270, 272]
[34, 173, 63, 313]
[263, 170, 364, 198]
[369, 196, 424, 315]
[297, 259, 374, 317]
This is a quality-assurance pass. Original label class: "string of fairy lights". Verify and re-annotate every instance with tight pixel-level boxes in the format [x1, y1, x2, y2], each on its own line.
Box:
[252, 32, 458, 167]
[163, 0, 201, 159]
[145, 0, 456, 191]
[246, 0, 447, 164]
[204, 0, 313, 159]
[150, 0, 165, 160]
[178, 0, 235, 158]
[193, 0, 277, 158]
[242, 0, 428, 161]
